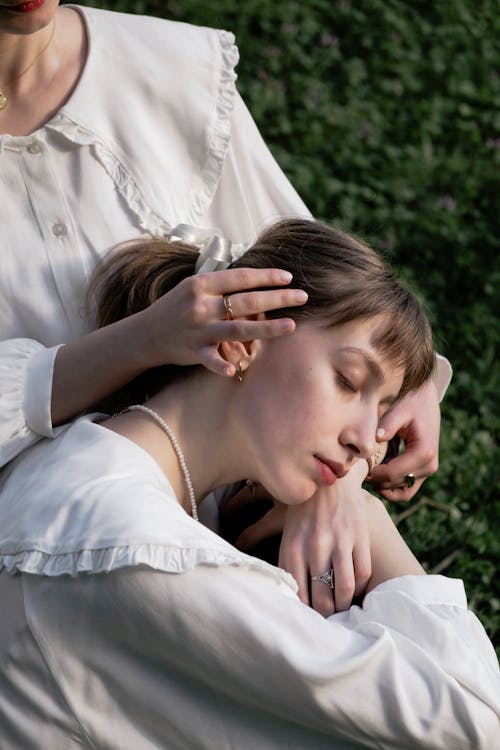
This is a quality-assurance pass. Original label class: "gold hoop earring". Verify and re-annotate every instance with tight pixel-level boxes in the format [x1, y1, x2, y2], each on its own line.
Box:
[236, 361, 243, 382]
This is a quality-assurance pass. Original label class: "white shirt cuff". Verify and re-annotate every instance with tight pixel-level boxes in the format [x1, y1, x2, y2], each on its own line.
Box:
[365, 574, 467, 608]
[24, 344, 62, 438]
[434, 353, 453, 401]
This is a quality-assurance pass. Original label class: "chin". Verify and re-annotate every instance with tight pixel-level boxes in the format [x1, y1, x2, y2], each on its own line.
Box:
[278, 479, 317, 507]
[1, 0, 56, 33]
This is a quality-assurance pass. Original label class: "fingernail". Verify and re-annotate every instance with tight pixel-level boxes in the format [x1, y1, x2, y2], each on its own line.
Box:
[279, 271, 293, 282]
[376, 427, 386, 438]
[280, 320, 295, 333]
[293, 290, 308, 302]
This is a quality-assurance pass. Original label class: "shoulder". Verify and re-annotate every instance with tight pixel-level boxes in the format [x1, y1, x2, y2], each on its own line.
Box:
[62, 5, 240, 226]
[76, 4, 237, 68]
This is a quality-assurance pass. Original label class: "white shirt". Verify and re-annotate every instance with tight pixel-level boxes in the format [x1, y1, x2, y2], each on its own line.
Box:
[0, 414, 498, 749]
[0, 4, 311, 467]
[0, 5, 451, 469]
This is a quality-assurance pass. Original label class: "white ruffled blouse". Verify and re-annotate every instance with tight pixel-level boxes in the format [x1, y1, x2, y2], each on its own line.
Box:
[0, 4, 311, 467]
[0, 414, 498, 749]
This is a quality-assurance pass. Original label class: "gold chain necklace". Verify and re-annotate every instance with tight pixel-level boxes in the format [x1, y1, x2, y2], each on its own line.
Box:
[0, 18, 56, 111]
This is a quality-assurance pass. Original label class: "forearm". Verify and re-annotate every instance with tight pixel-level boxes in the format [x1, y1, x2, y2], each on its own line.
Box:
[365, 494, 424, 592]
[51, 312, 149, 426]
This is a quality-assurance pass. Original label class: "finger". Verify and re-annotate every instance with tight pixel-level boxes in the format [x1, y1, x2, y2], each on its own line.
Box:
[206, 317, 297, 342]
[279, 543, 310, 607]
[369, 452, 433, 489]
[369, 449, 425, 486]
[380, 477, 425, 502]
[376, 409, 409, 443]
[225, 288, 308, 318]
[352, 540, 372, 598]
[306, 537, 337, 616]
[234, 507, 283, 552]
[310, 572, 336, 617]
[330, 552, 355, 612]
[200, 350, 236, 377]
[198, 267, 296, 295]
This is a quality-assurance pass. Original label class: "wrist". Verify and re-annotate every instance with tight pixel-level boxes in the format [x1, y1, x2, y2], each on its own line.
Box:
[121, 309, 159, 371]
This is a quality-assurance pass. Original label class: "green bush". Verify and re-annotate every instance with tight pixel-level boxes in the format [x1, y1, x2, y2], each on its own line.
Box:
[76, 0, 500, 653]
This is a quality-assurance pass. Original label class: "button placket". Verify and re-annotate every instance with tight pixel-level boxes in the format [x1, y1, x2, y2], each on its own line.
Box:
[19, 138, 84, 337]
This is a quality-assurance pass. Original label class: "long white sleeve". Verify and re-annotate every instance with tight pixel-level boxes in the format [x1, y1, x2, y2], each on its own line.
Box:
[0, 341, 61, 468]
[17, 569, 499, 750]
[201, 91, 311, 241]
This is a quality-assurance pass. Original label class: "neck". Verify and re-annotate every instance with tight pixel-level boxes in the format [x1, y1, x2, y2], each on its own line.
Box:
[105, 372, 253, 517]
[147, 373, 253, 501]
[0, 7, 86, 136]
[0, 19, 56, 89]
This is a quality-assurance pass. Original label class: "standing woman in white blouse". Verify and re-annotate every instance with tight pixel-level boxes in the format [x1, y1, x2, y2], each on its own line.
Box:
[0, 0, 451, 611]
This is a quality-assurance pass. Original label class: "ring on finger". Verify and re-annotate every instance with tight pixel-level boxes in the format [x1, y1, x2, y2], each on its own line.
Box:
[222, 294, 234, 321]
[311, 568, 335, 590]
[405, 473, 416, 489]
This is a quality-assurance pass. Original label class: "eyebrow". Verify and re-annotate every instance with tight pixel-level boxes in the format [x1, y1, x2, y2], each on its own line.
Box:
[339, 347, 399, 405]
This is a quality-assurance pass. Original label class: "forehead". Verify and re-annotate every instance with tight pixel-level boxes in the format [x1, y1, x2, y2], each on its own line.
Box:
[301, 317, 405, 391]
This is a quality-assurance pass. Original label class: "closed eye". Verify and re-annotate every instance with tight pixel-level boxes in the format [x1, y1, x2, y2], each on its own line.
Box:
[336, 372, 357, 394]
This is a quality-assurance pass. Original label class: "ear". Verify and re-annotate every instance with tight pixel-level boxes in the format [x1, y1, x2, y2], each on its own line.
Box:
[219, 337, 262, 375]
[219, 312, 264, 375]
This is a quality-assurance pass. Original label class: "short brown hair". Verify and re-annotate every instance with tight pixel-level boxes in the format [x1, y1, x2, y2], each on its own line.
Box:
[89, 219, 435, 409]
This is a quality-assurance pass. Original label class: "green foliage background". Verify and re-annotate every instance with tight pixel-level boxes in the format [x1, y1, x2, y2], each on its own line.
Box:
[75, 0, 499, 652]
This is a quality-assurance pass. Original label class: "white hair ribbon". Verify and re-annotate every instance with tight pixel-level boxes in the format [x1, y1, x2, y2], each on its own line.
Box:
[168, 224, 249, 274]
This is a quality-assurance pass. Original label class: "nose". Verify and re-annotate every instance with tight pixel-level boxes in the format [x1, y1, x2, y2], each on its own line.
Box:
[339, 410, 377, 461]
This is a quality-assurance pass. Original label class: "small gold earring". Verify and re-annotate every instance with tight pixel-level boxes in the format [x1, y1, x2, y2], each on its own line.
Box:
[236, 361, 243, 382]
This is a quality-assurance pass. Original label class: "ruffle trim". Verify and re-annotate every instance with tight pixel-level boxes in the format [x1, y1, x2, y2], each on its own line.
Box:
[0, 544, 297, 590]
[46, 116, 172, 237]
[187, 30, 239, 223]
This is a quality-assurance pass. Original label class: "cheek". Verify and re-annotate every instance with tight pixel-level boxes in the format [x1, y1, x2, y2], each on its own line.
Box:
[242, 332, 335, 449]
[244, 366, 327, 449]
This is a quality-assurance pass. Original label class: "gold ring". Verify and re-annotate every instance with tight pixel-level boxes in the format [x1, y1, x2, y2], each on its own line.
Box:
[223, 294, 234, 320]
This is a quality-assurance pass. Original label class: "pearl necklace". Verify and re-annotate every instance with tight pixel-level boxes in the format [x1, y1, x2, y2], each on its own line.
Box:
[127, 404, 198, 522]
[0, 19, 56, 111]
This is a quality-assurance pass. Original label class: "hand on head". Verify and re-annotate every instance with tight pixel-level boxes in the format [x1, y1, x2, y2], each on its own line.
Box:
[138, 266, 308, 377]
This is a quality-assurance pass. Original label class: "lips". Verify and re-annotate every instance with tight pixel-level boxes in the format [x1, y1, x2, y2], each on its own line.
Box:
[3, 0, 46, 13]
[314, 455, 348, 485]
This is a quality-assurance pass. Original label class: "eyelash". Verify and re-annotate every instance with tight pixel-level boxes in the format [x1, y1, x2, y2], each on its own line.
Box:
[336, 372, 357, 393]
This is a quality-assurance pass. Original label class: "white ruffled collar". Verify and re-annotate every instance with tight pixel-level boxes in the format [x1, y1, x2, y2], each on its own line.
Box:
[0, 415, 296, 591]
[0, 5, 240, 233]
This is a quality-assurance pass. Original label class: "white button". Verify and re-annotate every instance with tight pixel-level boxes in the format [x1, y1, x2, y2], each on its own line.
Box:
[52, 222, 67, 237]
[27, 141, 43, 154]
